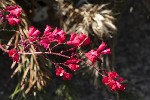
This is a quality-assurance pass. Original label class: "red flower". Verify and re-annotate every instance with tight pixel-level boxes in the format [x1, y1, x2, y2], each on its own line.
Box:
[63, 72, 72, 80]
[101, 48, 111, 54]
[97, 41, 107, 52]
[85, 41, 111, 64]
[28, 26, 40, 37]
[40, 25, 54, 49]
[102, 71, 126, 91]
[68, 64, 80, 71]
[6, 5, 22, 17]
[5, 6, 22, 26]
[44, 25, 53, 35]
[97, 41, 111, 55]
[40, 38, 50, 49]
[65, 58, 80, 71]
[67, 33, 90, 47]
[85, 50, 98, 64]
[8, 49, 19, 62]
[28, 26, 41, 42]
[107, 71, 119, 79]
[65, 58, 79, 64]
[102, 76, 113, 85]
[67, 33, 80, 47]
[55, 67, 65, 76]
[78, 33, 90, 46]
[52, 27, 66, 43]
[7, 16, 20, 26]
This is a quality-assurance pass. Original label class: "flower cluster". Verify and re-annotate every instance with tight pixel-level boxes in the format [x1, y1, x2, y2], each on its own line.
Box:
[67, 33, 90, 47]
[0, 5, 22, 25]
[0, 23, 126, 91]
[85, 41, 111, 64]
[55, 58, 80, 80]
[40, 25, 66, 49]
[102, 71, 126, 91]
[55, 67, 72, 80]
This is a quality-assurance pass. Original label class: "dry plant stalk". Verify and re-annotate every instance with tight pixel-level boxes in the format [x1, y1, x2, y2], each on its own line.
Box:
[0, 0, 50, 94]
[58, 2, 116, 39]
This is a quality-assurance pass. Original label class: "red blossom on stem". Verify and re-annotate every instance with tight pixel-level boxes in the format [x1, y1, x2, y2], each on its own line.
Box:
[63, 72, 72, 80]
[40, 25, 53, 49]
[65, 58, 79, 64]
[0, 22, 126, 92]
[85, 41, 111, 64]
[65, 58, 80, 71]
[55, 67, 73, 80]
[6, 5, 22, 17]
[28, 26, 41, 42]
[107, 71, 119, 79]
[44, 25, 53, 35]
[5, 5, 22, 26]
[85, 50, 98, 64]
[67, 33, 90, 47]
[7, 15, 20, 26]
[40, 26, 66, 49]
[102, 71, 126, 91]
[68, 64, 80, 71]
[97, 41, 107, 52]
[8, 49, 19, 62]
[97, 41, 111, 54]
[55, 67, 65, 76]
[40, 38, 50, 49]
[52, 27, 66, 43]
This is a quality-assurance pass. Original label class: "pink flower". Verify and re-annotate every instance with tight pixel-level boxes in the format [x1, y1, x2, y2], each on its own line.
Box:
[102, 71, 126, 91]
[40, 25, 54, 49]
[85, 50, 98, 64]
[101, 48, 111, 54]
[68, 64, 80, 71]
[63, 72, 72, 80]
[67, 33, 90, 47]
[5, 6, 22, 26]
[65, 58, 80, 71]
[67, 33, 80, 47]
[107, 71, 119, 79]
[97, 41, 111, 55]
[65, 58, 79, 64]
[44, 25, 53, 35]
[6, 6, 22, 17]
[8, 49, 19, 62]
[78, 33, 90, 46]
[107, 80, 125, 91]
[40, 38, 50, 49]
[7, 16, 20, 26]
[102, 76, 113, 85]
[28, 26, 40, 37]
[55, 67, 65, 76]
[97, 41, 107, 52]
[52, 27, 66, 43]
[28, 26, 41, 42]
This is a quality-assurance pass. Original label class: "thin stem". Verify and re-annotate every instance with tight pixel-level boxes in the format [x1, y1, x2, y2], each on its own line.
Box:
[0, 44, 9, 52]
[80, 58, 104, 76]
[18, 52, 70, 59]
[0, 29, 20, 34]
[116, 92, 120, 100]
[50, 43, 62, 51]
